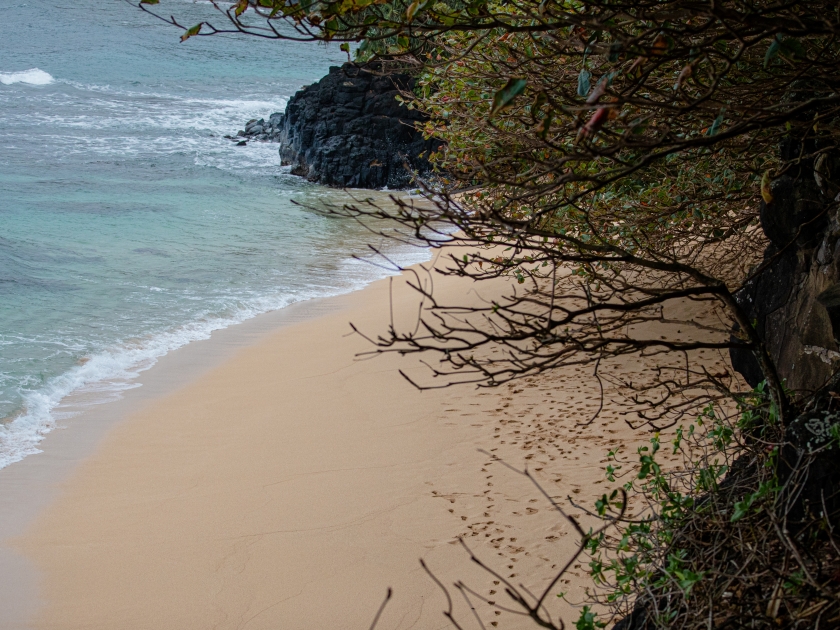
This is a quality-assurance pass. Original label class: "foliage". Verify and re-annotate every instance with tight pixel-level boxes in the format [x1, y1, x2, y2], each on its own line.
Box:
[570, 384, 840, 629]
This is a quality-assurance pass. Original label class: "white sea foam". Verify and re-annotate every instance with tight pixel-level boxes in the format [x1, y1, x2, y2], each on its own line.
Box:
[0, 68, 54, 86]
[36, 95, 286, 136]
[0, 241, 432, 470]
[27, 87, 288, 173]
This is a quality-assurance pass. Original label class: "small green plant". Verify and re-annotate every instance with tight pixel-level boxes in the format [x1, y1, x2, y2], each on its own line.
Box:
[575, 382, 820, 628]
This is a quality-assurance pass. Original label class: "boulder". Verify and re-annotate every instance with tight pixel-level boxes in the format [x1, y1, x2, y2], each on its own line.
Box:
[240, 63, 440, 189]
[731, 144, 840, 395]
[237, 115, 284, 143]
[279, 63, 440, 188]
[235, 62, 440, 189]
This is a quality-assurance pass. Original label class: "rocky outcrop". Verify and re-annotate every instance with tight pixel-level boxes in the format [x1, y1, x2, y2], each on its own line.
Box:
[235, 113, 285, 143]
[234, 63, 440, 189]
[731, 141, 840, 395]
[280, 63, 439, 188]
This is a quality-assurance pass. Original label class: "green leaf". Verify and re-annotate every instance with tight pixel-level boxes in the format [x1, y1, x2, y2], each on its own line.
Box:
[140, 0, 159, 4]
[577, 69, 591, 97]
[323, 18, 339, 39]
[706, 109, 725, 136]
[764, 34, 782, 68]
[405, 0, 419, 21]
[489, 78, 527, 118]
[234, 0, 248, 16]
[340, 42, 351, 53]
[180, 23, 202, 42]
[574, 606, 606, 630]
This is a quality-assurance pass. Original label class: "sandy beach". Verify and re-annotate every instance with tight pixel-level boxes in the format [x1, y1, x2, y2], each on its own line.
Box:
[0, 249, 732, 630]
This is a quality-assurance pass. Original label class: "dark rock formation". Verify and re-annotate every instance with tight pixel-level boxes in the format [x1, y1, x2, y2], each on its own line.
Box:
[234, 112, 285, 143]
[782, 370, 840, 529]
[731, 145, 840, 395]
[729, 243, 798, 388]
[279, 63, 439, 188]
[233, 63, 440, 189]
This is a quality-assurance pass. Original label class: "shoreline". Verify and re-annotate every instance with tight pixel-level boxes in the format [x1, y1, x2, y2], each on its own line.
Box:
[0, 289, 360, 629]
[0, 246, 723, 629]
[0, 201, 436, 472]
[0, 250, 531, 629]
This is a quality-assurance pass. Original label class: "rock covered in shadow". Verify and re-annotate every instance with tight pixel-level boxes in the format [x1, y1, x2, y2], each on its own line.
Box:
[731, 141, 840, 394]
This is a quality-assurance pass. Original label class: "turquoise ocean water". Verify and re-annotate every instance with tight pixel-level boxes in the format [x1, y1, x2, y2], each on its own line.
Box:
[0, 1, 427, 468]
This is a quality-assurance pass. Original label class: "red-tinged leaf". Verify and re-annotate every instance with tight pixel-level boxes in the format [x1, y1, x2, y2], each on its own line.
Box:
[628, 56, 645, 77]
[180, 23, 202, 42]
[585, 72, 615, 105]
[489, 78, 527, 118]
[576, 106, 609, 142]
[674, 64, 692, 90]
[651, 33, 669, 56]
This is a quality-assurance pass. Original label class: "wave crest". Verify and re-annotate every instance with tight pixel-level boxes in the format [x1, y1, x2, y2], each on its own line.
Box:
[0, 68, 55, 86]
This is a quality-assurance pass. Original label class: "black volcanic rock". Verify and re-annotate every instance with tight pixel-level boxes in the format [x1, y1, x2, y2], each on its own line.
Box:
[237, 63, 440, 189]
[281, 63, 440, 188]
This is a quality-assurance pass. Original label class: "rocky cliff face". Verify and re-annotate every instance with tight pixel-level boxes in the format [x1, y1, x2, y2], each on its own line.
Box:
[281, 63, 440, 188]
[731, 141, 840, 395]
[238, 63, 439, 189]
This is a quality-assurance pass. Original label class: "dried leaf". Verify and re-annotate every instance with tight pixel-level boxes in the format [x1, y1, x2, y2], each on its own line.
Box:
[760, 171, 774, 204]
[651, 33, 670, 56]
[405, 0, 419, 21]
